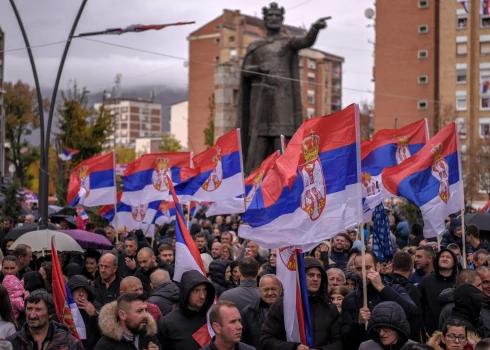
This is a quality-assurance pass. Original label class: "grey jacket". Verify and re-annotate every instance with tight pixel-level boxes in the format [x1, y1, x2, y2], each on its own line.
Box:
[218, 279, 260, 312]
[200, 340, 255, 350]
[359, 339, 417, 350]
[0, 318, 16, 339]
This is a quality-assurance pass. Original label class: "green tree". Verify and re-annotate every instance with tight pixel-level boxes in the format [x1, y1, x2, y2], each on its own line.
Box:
[115, 146, 136, 164]
[204, 93, 215, 148]
[160, 133, 183, 152]
[52, 82, 112, 205]
[359, 99, 374, 142]
[3, 81, 49, 186]
[399, 199, 423, 226]
[1, 179, 22, 222]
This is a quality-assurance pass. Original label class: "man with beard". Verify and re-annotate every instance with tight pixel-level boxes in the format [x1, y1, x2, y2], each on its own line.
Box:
[134, 248, 173, 295]
[158, 244, 174, 267]
[120, 276, 162, 322]
[6, 290, 83, 349]
[409, 246, 435, 284]
[118, 236, 139, 277]
[94, 253, 121, 306]
[330, 234, 348, 270]
[211, 242, 223, 260]
[95, 293, 161, 349]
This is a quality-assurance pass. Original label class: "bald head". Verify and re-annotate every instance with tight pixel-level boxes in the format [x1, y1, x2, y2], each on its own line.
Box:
[150, 269, 171, 291]
[120, 276, 143, 296]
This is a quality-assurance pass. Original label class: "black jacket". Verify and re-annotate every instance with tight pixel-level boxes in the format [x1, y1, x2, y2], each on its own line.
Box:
[94, 301, 161, 350]
[208, 259, 233, 297]
[117, 252, 138, 278]
[450, 284, 484, 335]
[67, 275, 102, 349]
[418, 248, 458, 335]
[200, 340, 255, 350]
[134, 257, 174, 295]
[147, 281, 180, 316]
[157, 270, 216, 349]
[438, 287, 455, 331]
[241, 298, 269, 350]
[260, 259, 342, 350]
[93, 275, 122, 307]
[341, 276, 419, 349]
[330, 250, 348, 270]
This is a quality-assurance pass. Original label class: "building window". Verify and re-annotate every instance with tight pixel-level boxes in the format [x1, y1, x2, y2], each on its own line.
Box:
[482, 42, 490, 55]
[482, 15, 490, 28]
[457, 14, 468, 29]
[308, 76, 315, 86]
[229, 36, 235, 42]
[233, 89, 239, 106]
[214, 56, 220, 63]
[418, 0, 428, 9]
[324, 95, 328, 104]
[418, 75, 428, 84]
[481, 118, 490, 138]
[308, 59, 316, 69]
[482, 97, 490, 110]
[418, 25, 429, 33]
[299, 58, 303, 68]
[418, 50, 428, 59]
[456, 67, 467, 83]
[121, 107, 128, 113]
[417, 100, 428, 109]
[306, 108, 315, 119]
[121, 114, 127, 121]
[480, 173, 490, 193]
[456, 117, 467, 139]
[456, 95, 467, 111]
[324, 80, 328, 88]
[324, 60, 329, 71]
[457, 42, 468, 56]
[230, 49, 237, 58]
[215, 38, 220, 44]
[307, 91, 315, 104]
[121, 130, 127, 136]
[215, 25, 220, 31]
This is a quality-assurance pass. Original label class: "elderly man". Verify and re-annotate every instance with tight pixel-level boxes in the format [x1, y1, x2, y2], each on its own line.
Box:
[241, 274, 282, 350]
[94, 253, 121, 306]
[148, 269, 180, 317]
[327, 268, 346, 293]
[24, 214, 35, 224]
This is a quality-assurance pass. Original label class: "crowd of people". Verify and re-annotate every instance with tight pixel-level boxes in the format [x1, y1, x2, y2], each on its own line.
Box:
[0, 208, 488, 349]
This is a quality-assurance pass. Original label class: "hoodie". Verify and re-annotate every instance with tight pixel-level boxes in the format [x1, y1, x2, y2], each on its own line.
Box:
[3, 275, 24, 318]
[208, 259, 233, 297]
[451, 284, 484, 333]
[418, 248, 458, 335]
[440, 217, 472, 253]
[157, 270, 216, 349]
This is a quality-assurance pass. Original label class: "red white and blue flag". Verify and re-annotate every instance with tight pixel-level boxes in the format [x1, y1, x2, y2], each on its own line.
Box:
[153, 201, 177, 225]
[51, 237, 84, 341]
[175, 129, 245, 202]
[361, 119, 428, 220]
[58, 147, 80, 161]
[121, 152, 192, 205]
[382, 123, 464, 238]
[115, 163, 127, 176]
[239, 104, 362, 249]
[78, 22, 196, 36]
[67, 153, 115, 207]
[482, 0, 490, 14]
[277, 247, 312, 346]
[206, 150, 281, 216]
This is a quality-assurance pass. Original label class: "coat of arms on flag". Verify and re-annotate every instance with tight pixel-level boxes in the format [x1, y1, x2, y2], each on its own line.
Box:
[131, 204, 148, 222]
[77, 166, 90, 198]
[431, 143, 450, 203]
[362, 172, 379, 197]
[246, 170, 265, 203]
[394, 136, 411, 164]
[152, 157, 171, 191]
[279, 246, 297, 271]
[202, 149, 223, 192]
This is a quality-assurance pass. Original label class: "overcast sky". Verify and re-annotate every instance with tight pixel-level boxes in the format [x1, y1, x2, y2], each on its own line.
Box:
[0, 0, 375, 106]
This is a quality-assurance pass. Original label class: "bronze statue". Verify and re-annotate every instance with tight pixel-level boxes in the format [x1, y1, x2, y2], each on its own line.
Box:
[238, 2, 329, 172]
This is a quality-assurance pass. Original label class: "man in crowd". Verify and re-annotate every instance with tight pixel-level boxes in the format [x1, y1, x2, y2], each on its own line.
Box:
[94, 253, 121, 306]
[409, 245, 435, 284]
[7, 290, 83, 349]
[219, 257, 260, 311]
[448, 243, 464, 270]
[259, 249, 277, 278]
[24, 214, 35, 225]
[330, 234, 348, 270]
[0, 216, 13, 243]
[468, 224, 489, 252]
[261, 258, 342, 349]
[477, 266, 490, 337]
[105, 225, 117, 246]
[13, 244, 33, 280]
[195, 232, 211, 255]
[211, 242, 223, 260]
[201, 301, 255, 350]
[157, 270, 216, 349]
[241, 274, 282, 350]
[327, 268, 346, 293]
[68, 275, 101, 349]
[474, 249, 489, 269]
[158, 244, 175, 267]
[120, 276, 162, 322]
[148, 269, 180, 317]
[341, 251, 418, 348]
[419, 248, 458, 336]
[95, 293, 161, 349]
[441, 217, 473, 263]
[135, 247, 173, 295]
[118, 236, 139, 278]
[221, 231, 238, 255]
[243, 241, 268, 265]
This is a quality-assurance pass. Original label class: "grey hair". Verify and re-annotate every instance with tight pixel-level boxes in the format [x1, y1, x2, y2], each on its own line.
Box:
[150, 269, 170, 289]
[259, 274, 282, 288]
[327, 268, 346, 283]
[101, 253, 118, 267]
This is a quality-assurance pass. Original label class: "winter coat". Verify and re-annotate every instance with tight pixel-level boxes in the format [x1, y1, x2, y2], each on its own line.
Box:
[418, 248, 458, 335]
[359, 301, 417, 350]
[157, 270, 216, 349]
[341, 276, 419, 349]
[67, 275, 102, 349]
[3, 275, 25, 318]
[330, 250, 348, 270]
[438, 288, 455, 331]
[450, 284, 484, 335]
[208, 260, 233, 297]
[94, 301, 161, 350]
[93, 275, 121, 307]
[0, 317, 16, 339]
[241, 298, 270, 350]
[258, 264, 276, 279]
[440, 217, 472, 253]
[395, 221, 410, 249]
[409, 222, 424, 247]
[134, 258, 174, 295]
[147, 282, 180, 316]
[6, 321, 84, 350]
[427, 330, 480, 350]
[481, 297, 490, 338]
[260, 259, 342, 350]
[219, 279, 260, 312]
[200, 340, 256, 350]
[117, 252, 138, 278]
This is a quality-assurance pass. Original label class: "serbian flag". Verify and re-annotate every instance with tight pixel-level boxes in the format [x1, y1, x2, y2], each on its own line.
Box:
[115, 163, 127, 176]
[112, 200, 161, 237]
[239, 104, 362, 249]
[361, 119, 428, 220]
[175, 129, 245, 202]
[51, 237, 85, 341]
[277, 247, 312, 346]
[58, 147, 80, 161]
[67, 153, 115, 207]
[153, 201, 177, 225]
[382, 123, 464, 238]
[206, 150, 281, 216]
[121, 152, 192, 205]
[76, 206, 90, 230]
[99, 191, 122, 222]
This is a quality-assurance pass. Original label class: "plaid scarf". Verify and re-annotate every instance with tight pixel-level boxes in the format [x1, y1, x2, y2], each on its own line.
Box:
[372, 203, 394, 263]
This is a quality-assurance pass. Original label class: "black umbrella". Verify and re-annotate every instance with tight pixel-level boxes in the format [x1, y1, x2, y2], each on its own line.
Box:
[4, 223, 59, 241]
[465, 213, 490, 231]
[49, 215, 77, 229]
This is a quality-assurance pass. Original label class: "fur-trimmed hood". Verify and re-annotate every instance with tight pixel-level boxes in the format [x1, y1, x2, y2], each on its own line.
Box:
[98, 301, 157, 341]
[427, 330, 480, 350]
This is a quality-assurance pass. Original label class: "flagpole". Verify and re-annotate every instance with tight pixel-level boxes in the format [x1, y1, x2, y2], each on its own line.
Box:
[455, 121, 466, 268]
[187, 201, 192, 233]
[461, 209, 467, 269]
[112, 150, 119, 243]
[237, 128, 247, 212]
[359, 222, 368, 330]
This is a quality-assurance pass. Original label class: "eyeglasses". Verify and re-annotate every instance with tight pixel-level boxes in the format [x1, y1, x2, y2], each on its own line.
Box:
[445, 333, 467, 342]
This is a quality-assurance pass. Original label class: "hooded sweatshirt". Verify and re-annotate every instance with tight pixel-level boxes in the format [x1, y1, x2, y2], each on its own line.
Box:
[157, 270, 216, 349]
[418, 248, 458, 335]
[450, 284, 484, 334]
[441, 217, 472, 253]
[208, 259, 233, 297]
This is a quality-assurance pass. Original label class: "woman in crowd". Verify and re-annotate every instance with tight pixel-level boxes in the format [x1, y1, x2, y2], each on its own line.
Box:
[427, 317, 480, 350]
[221, 243, 234, 260]
[229, 260, 241, 287]
[39, 261, 52, 292]
[0, 284, 18, 338]
[329, 285, 349, 314]
[208, 260, 233, 297]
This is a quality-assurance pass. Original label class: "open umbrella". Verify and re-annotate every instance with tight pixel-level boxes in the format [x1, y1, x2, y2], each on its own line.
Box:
[59, 229, 113, 250]
[49, 215, 77, 229]
[10, 229, 83, 253]
[4, 223, 59, 241]
[465, 213, 490, 231]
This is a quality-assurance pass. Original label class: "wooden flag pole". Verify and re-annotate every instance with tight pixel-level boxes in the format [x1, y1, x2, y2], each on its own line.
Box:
[461, 210, 467, 269]
[112, 150, 119, 243]
[359, 222, 368, 330]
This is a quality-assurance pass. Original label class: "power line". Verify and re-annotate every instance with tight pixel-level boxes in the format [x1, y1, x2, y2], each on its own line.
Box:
[0, 40, 68, 53]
